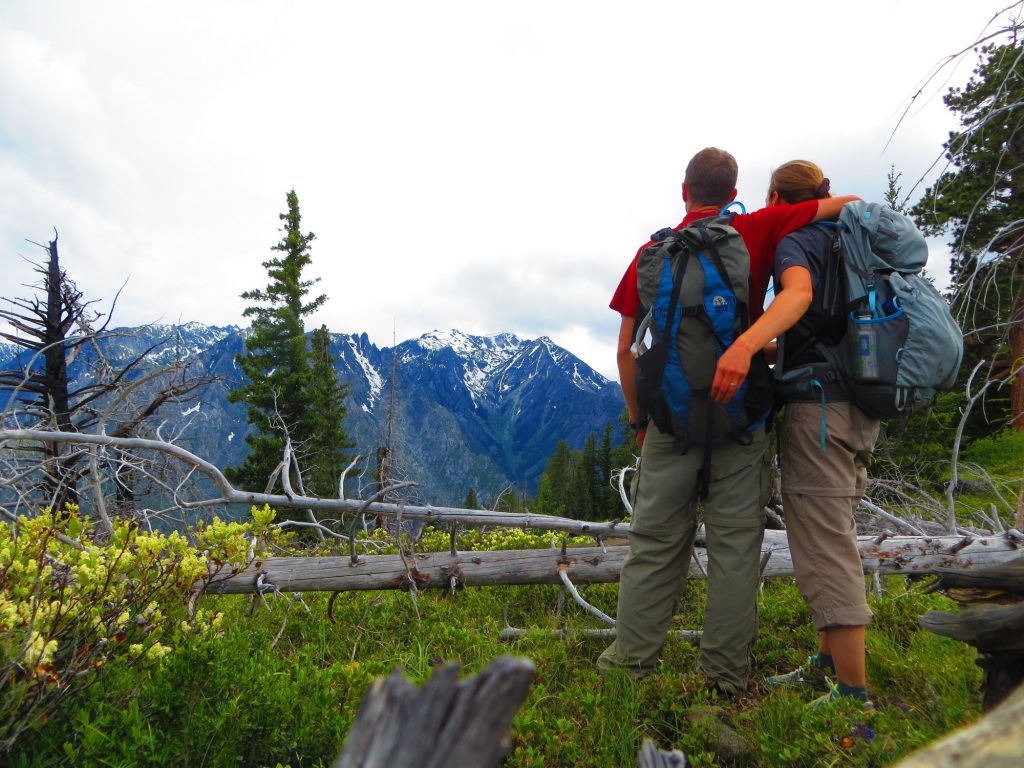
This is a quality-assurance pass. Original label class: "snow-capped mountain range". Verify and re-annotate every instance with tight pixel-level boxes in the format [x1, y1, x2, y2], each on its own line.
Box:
[0, 324, 625, 505]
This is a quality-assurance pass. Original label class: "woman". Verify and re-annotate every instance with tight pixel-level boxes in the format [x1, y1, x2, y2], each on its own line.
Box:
[763, 160, 879, 709]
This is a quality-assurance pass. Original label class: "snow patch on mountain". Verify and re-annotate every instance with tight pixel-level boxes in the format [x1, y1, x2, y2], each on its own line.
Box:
[410, 329, 612, 404]
[347, 336, 383, 408]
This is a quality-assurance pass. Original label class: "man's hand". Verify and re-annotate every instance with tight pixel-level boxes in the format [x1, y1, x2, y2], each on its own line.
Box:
[711, 338, 754, 403]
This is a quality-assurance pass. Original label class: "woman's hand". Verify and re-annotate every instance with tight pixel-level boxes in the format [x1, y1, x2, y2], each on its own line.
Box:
[711, 339, 754, 403]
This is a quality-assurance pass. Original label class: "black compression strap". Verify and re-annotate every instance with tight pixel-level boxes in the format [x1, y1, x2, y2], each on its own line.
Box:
[659, 237, 691, 351]
[694, 221, 734, 291]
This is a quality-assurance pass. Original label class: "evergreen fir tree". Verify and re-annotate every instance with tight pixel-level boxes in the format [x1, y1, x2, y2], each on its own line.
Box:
[532, 475, 561, 516]
[883, 165, 907, 214]
[577, 432, 599, 521]
[532, 419, 636, 520]
[463, 488, 480, 510]
[599, 422, 616, 518]
[911, 42, 1024, 433]
[543, 440, 576, 517]
[227, 189, 328, 492]
[305, 325, 355, 497]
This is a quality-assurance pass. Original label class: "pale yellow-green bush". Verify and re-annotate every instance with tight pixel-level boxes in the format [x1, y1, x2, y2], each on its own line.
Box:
[0, 504, 283, 752]
[365, 523, 596, 555]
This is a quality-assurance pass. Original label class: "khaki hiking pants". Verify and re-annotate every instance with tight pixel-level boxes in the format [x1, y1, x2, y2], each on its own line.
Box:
[779, 401, 880, 630]
[599, 424, 770, 694]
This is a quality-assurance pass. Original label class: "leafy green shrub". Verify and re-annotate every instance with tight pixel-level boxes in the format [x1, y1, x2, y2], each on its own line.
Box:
[961, 428, 1024, 482]
[0, 505, 283, 753]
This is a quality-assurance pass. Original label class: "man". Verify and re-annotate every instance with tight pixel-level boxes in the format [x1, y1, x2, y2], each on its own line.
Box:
[598, 147, 857, 695]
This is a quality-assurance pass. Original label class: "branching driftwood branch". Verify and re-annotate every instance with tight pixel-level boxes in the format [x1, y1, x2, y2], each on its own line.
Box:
[0, 429, 628, 537]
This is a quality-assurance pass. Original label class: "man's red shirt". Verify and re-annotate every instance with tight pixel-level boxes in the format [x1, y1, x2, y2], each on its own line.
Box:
[609, 201, 818, 320]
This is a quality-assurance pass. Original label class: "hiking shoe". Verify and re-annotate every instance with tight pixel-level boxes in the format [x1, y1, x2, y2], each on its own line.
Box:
[766, 655, 832, 691]
[807, 682, 875, 711]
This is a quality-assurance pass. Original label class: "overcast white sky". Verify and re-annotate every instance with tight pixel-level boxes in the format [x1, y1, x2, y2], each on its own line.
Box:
[0, 1, 1010, 379]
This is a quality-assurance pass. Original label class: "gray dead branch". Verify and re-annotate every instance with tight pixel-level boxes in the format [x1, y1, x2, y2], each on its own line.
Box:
[332, 656, 534, 768]
[204, 532, 1022, 595]
[0, 430, 1014, 546]
[0, 429, 629, 537]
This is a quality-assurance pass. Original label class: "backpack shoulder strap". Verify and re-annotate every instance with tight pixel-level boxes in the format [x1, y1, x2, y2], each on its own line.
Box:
[778, 224, 853, 370]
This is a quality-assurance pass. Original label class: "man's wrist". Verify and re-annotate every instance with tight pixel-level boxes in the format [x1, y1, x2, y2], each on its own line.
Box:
[629, 418, 649, 432]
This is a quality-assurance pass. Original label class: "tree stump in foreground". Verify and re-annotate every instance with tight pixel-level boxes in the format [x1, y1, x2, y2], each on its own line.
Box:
[637, 738, 687, 767]
[333, 656, 534, 768]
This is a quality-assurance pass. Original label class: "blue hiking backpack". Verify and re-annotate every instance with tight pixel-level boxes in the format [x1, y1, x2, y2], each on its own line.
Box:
[633, 213, 774, 498]
[778, 201, 964, 418]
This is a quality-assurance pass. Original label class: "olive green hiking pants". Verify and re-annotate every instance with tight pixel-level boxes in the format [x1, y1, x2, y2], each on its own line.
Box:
[599, 424, 769, 693]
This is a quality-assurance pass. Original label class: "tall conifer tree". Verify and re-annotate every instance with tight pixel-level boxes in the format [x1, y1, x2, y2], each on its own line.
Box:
[227, 189, 328, 492]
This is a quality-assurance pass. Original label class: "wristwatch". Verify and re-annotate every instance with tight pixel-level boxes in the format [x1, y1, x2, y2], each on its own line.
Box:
[629, 418, 649, 432]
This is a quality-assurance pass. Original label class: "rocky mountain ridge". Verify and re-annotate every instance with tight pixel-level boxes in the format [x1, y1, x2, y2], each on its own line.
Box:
[0, 324, 624, 505]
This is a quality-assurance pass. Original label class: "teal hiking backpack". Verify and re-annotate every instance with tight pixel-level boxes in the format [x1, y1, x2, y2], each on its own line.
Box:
[778, 201, 964, 419]
[632, 212, 774, 498]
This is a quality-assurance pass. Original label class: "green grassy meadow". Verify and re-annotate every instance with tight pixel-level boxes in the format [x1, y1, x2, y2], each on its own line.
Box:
[7, 524, 983, 768]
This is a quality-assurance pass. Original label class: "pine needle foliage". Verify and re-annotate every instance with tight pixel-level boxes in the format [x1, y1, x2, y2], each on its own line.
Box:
[912, 41, 1024, 434]
[227, 189, 336, 494]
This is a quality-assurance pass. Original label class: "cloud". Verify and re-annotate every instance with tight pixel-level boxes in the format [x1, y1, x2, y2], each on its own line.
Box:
[0, 0, 1007, 383]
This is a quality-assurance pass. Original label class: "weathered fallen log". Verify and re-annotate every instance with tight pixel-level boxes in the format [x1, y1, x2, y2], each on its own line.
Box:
[920, 559, 1024, 710]
[332, 656, 534, 768]
[920, 601, 1024, 654]
[889, 679, 1024, 768]
[921, 601, 1024, 709]
[927, 559, 1024, 598]
[205, 533, 1022, 594]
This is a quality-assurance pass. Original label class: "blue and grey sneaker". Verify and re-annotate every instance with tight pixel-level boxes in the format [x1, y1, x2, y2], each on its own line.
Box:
[766, 655, 833, 691]
[807, 681, 875, 711]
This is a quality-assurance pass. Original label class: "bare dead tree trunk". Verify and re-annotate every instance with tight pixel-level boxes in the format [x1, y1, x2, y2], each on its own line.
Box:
[1012, 262, 1024, 527]
[37, 237, 76, 511]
